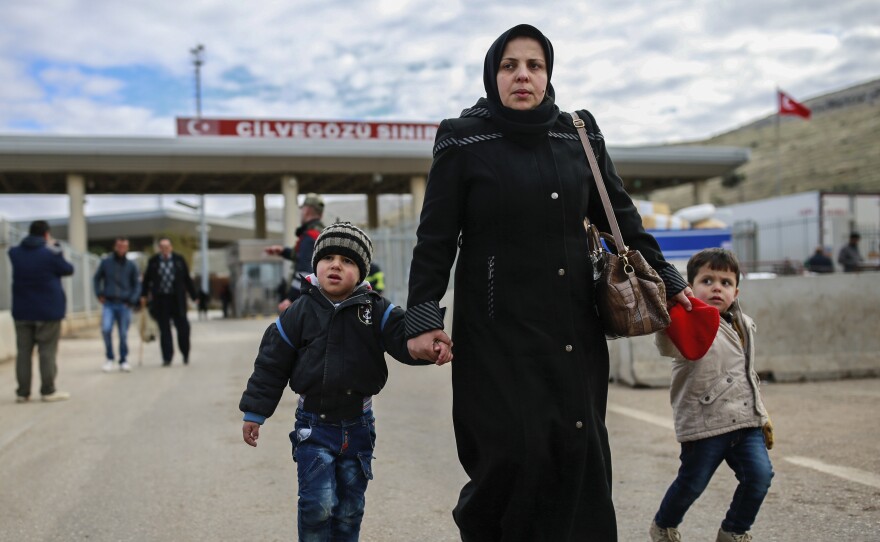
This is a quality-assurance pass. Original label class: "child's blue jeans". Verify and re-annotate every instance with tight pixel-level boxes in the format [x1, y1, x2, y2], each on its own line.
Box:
[654, 427, 774, 534]
[290, 408, 375, 542]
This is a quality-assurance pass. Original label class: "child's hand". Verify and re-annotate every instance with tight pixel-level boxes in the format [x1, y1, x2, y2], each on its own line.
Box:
[433, 339, 453, 366]
[242, 421, 261, 447]
[763, 418, 774, 450]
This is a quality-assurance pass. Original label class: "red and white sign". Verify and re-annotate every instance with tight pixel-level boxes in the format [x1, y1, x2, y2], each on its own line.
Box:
[176, 117, 439, 141]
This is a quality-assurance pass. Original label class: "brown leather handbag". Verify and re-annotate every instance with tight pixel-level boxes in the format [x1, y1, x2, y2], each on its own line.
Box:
[569, 111, 671, 338]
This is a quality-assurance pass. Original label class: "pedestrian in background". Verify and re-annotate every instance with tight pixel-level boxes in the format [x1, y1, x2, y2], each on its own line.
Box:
[804, 245, 834, 273]
[93, 237, 140, 372]
[404, 24, 691, 540]
[140, 237, 197, 366]
[8, 220, 74, 402]
[838, 232, 864, 272]
[264, 192, 325, 312]
[197, 288, 209, 321]
[650, 248, 773, 542]
[365, 261, 385, 294]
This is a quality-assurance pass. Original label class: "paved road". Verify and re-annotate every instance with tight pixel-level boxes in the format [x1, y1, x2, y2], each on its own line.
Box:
[1, 314, 878, 541]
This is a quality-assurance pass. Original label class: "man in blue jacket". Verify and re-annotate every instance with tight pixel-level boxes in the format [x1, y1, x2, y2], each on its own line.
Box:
[8, 220, 75, 402]
[93, 237, 140, 372]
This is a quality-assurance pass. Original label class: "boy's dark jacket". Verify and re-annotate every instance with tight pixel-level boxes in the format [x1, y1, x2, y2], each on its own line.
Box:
[239, 277, 429, 422]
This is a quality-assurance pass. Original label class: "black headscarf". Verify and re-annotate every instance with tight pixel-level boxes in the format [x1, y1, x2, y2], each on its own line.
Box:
[482, 24, 559, 138]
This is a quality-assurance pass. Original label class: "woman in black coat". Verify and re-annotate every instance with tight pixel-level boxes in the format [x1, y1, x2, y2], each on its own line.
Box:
[405, 24, 692, 541]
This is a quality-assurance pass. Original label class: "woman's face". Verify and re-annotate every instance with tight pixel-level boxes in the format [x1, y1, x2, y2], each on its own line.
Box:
[496, 36, 548, 110]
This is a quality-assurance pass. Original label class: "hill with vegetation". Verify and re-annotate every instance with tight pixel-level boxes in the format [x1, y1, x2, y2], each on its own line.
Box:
[650, 77, 880, 210]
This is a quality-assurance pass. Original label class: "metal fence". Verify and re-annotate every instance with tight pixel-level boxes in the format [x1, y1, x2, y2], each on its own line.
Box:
[0, 219, 101, 315]
[732, 216, 879, 273]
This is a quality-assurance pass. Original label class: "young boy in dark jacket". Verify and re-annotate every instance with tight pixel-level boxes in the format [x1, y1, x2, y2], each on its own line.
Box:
[240, 222, 451, 541]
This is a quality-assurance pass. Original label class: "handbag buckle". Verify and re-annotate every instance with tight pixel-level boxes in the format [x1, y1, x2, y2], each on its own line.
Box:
[621, 254, 635, 274]
[573, 118, 585, 128]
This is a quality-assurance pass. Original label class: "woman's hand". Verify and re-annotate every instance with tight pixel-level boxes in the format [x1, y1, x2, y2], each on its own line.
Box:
[668, 287, 694, 311]
[408, 330, 453, 365]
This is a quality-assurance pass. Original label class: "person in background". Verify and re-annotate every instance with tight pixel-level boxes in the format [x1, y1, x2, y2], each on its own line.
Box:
[197, 288, 209, 321]
[404, 24, 691, 540]
[837, 232, 864, 272]
[220, 282, 233, 318]
[9, 220, 75, 402]
[264, 193, 325, 312]
[365, 261, 385, 294]
[804, 245, 834, 273]
[93, 237, 141, 372]
[140, 237, 197, 366]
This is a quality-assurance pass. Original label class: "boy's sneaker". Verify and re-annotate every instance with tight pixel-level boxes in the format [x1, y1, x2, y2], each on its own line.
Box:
[41, 391, 71, 402]
[120, 362, 132, 372]
[102, 360, 115, 372]
[15, 395, 29, 403]
[650, 520, 682, 542]
[716, 529, 752, 542]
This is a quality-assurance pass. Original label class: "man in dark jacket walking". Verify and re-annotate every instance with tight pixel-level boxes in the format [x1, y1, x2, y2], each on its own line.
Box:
[8, 220, 75, 402]
[94, 237, 140, 372]
[264, 192, 325, 312]
[140, 237, 197, 366]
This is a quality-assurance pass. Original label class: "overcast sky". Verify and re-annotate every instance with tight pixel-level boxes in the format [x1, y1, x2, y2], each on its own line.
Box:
[1, 0, 878, 221]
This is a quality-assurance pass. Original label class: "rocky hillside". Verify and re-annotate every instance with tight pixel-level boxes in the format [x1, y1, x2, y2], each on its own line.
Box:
[650, 77, 880, 210]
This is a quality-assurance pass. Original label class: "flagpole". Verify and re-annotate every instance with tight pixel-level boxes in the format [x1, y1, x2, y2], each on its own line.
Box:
[775, 86, 781, 197]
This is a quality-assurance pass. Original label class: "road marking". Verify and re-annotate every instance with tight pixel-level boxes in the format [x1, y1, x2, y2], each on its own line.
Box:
[609, 402, 880, 490]
[784, 456, 880, 490]
[607, 403, 674, 430]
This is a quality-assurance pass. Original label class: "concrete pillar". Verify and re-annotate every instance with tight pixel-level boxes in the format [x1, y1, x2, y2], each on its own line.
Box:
[693, 180, 709, 205]
[254, 193, 267, 239]
[281, 176, 300, 248]
[66, 174, 87, 253]
[367, 192, 379, 229]
[410, 176, 427, 223]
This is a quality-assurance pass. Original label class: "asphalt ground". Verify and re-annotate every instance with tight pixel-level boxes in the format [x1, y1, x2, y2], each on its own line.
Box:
[1, 313, 878, 541]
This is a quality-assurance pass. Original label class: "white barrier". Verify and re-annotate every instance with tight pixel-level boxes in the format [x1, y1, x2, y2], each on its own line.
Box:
[0, 311, 14, 363]
[611, 272, 880, 386]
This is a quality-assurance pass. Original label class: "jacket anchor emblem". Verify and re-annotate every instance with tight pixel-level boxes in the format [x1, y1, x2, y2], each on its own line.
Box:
[358, 305, 373, 326]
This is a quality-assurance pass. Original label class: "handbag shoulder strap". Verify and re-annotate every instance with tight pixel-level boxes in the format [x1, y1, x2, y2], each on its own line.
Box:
[568, 111, 627, 254]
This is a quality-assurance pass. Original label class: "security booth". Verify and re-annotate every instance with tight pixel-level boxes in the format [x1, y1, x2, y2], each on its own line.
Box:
[225, 239, 285, 318]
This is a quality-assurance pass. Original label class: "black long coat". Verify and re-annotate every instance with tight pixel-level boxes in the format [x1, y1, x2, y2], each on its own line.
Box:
[141, 253, 197, 314]
[407, 105, 686, 541]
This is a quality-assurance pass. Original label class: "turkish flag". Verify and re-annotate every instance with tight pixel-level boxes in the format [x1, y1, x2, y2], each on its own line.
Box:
[778, 89, 811, 119]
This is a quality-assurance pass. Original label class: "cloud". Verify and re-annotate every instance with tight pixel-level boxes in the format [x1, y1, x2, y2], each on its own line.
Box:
[0, 0, 876, 144]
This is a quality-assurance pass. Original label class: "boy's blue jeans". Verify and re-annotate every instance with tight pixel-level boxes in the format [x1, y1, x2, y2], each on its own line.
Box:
[655, 427, 774, 534]
[291, 408, 375, 542]
[101, 302, 131, 362]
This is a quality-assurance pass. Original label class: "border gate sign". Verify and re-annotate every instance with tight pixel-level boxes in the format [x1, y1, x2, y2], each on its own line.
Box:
[176, 117, 438, 142]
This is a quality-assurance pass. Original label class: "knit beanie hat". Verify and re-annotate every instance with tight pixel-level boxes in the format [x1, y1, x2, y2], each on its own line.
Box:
[666, 296, 721, 361]
[312, 222, 373, 283]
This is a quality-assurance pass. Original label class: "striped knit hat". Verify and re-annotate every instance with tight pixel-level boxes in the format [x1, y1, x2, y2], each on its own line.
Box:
[312, 222, 373, 283]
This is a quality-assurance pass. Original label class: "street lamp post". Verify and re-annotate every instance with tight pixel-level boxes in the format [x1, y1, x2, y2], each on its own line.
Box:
[176, 199, 210, 296]
[190, 44, 205, 118]
[188, 44, 209, 297]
